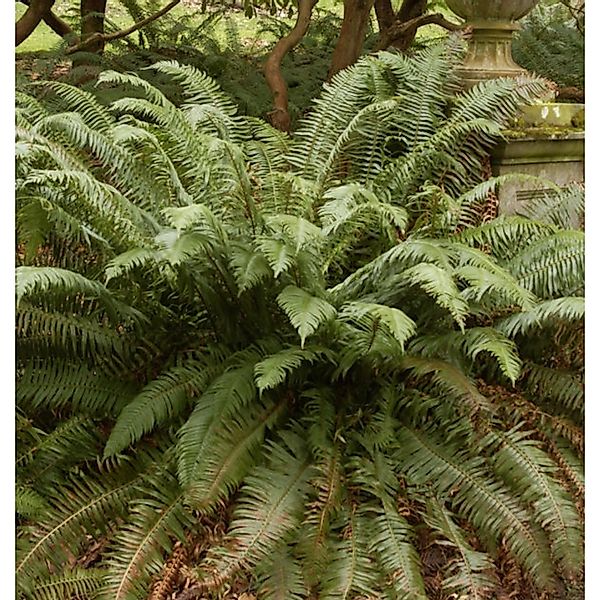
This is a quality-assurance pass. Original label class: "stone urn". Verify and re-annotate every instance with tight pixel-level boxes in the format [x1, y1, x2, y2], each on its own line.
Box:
[446, 0, 539, 87]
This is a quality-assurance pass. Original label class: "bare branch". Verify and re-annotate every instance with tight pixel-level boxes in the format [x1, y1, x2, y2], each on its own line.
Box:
[376, 12, 462, 51]
[264, 0, 317, 131]
[18, 0, 76, 41]
[16, 0, 55, 46]
[66, 0, 181, 54]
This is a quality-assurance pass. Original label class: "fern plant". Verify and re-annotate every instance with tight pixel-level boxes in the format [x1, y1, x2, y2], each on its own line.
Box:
[16, 39, 583, 600]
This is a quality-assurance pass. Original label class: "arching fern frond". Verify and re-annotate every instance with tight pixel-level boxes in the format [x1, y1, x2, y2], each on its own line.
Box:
[99, 471, 191, 600]
[26, 568, 106, 600]
[496, 296, 584, 338]
[483, 427, 583, 577]
[423, 498, 498, 600]
[195, 432, 312, 589]
[277, 286, 337, 347]
[105, 358, 216, 458]
[396, 424, 555, 590]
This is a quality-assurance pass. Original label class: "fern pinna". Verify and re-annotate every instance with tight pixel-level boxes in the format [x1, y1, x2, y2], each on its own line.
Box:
[16, 40, 583, 600]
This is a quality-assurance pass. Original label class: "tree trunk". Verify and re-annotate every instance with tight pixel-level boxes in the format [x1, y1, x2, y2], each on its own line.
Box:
[80, 0, 107, 54]
[16, 0, 55, 46]
[375, 0, 460, 52]
[397, 0, 426, 22]
[264, 0, 317, 131]
[19, 0, 76, 41]
[376, 0, 426, 51]
[374, 0, 394, 32]
[327, 0, 376, 80]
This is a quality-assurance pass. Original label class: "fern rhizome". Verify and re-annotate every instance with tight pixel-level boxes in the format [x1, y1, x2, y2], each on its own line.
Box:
[16, 39, 584, 600]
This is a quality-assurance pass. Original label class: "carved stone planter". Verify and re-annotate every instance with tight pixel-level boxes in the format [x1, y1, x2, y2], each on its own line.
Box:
[446, 0, 539, 87]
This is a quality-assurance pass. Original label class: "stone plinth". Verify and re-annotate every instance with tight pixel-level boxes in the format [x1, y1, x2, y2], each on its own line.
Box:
[491, 130, 584, 226]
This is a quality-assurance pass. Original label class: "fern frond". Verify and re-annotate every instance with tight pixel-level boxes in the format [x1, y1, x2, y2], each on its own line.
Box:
[317, 507, 380, 600]
[16, 463, 142, 589]
[105, 358, 215, 457]
[464, 328, 522, 383]
[410, 327, 522, 384]
[354, 452, 426, 599]
[277, 286, 337, 347]
[183, 397, 284, 512]
[17, 360, 137, 416]
[507, 230, 584, 298]
[32, 80, 114, 133]
[230, 243, 273, 293]
[16, 266, 145, 324]
[401, 262, 469, 328]
[454, 216, 554, 260]
[99, 471, 191, 600]
[17, 305, 129, 360]
[176, 360, 258, 485]
[483, 427, 583, 576]
[16, 485, 48, 519]
[197, 432, 312, 588]
[26, 568, 106, 600]
[518, 182, 584, 229]
[105, 248, 158, 281]
[255, 546, 307, 600]
[339, 301, 416, 349]
[254, 346, 328, 393]
[399, 356, 492, 414]
[496, 297, 584, 338]
[17, 415, 99, 476]
[151, 60, 240, 119]
[396, 424, 555, 589]
[522, 361, 583, 416]
[423, 498, 497, 600]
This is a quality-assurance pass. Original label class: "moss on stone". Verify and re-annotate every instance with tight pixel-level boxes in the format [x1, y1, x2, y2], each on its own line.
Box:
[501, 124, 584, 140]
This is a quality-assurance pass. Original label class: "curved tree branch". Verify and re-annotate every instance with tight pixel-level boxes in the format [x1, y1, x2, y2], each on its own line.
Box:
[66, 0, 181, 54]
[16, 0, 55, 46]
[375, 12, 462, 51]
[264, 0, 317, 131]
[18, 0, 76, 41]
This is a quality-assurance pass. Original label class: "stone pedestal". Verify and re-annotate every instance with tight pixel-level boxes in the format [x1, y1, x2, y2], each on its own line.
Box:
[446, 0, 538, 87]
[491, 105, 584, 227]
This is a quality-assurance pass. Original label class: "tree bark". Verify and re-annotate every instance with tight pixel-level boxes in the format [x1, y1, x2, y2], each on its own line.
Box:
[375, 0, 427, 50]
[328, 0, 376, 80]
[15, 0, 55, 46]
[374, 0, 394, 32]
[67, 0, 181, 54]
[80, 0, 107, 54]
[264, 0, 316, 131]
[376, 12, 461, 51]
[397, 0, 426, 22]
[19, 0, 76, 40]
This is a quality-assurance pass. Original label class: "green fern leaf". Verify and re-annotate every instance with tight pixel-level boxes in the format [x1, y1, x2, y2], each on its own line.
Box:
[197, 432, 312, 587]
[277, 286, 337, 347]
[339, 301, 416, 348]
[26, 568, 106, 600]
[423, 498, 498, 599]
[254, 346, 332, 392]
[401, 262, 469, 328]
[99, 471, 191, 600]
[176, 361, 258, 485]
[484, 427, 583, 577]
[496, 297, 584, 338]
[184, 398, 284, 511]
[105, 359, 214, 458]
[256, 546, 307, 600]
